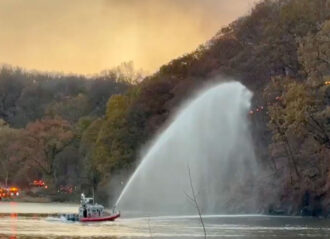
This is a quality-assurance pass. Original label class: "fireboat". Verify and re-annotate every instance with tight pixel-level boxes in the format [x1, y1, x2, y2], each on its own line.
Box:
[64, 193, 120, 222]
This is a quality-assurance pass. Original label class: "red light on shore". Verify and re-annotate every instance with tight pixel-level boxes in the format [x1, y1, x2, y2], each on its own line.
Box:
[32, 179, 46, 187]
[10, 187, 18, 192]
[45, 185, 48, 189]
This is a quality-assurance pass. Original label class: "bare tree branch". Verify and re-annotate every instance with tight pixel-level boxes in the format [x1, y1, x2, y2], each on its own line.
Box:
[186, 165, 207, 239]
[183, 190, 195, 203]
[147, 217, 153, 239]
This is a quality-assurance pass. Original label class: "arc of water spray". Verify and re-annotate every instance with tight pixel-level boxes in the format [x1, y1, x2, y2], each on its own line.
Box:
[115, 81, 257, 216]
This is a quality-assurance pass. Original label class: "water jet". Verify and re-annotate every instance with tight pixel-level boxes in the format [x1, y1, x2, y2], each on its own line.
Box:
[116, 81, 257, 216]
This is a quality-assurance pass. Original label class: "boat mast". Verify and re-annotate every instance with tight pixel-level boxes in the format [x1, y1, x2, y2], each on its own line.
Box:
[92, 186, 95, 204]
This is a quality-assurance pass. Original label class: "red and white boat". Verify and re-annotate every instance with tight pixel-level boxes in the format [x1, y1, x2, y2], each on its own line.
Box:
[64, 194, 120, 222]
[79, 213, 120, 222]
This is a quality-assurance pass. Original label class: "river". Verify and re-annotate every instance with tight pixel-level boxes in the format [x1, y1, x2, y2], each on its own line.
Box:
[1, 202, 330, 238]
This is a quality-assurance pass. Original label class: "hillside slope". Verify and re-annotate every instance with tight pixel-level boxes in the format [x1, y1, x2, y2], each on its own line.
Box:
[90, 0, 329, 214]
[0, 0, 329, 212]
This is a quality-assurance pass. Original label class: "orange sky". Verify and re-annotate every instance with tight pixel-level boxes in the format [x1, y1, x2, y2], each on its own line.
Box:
[0, 0, 257, 75]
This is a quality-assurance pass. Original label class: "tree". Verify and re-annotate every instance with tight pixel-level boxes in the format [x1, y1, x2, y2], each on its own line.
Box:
[265, 77, 314, 180]
[79, 118, 105, 193]
[46, 93, 91, 123]
[101, 61, 145, 84]
[0, 120, 21, 186]
[0, 67, 26, 124]
[298, 20, 330, 87]
[298, 20, 330, 148]
[93, 95, 132, 174]
[16, 118, 74, 187]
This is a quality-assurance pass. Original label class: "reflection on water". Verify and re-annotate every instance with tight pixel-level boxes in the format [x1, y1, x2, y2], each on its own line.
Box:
[0, 202, 78, 214]
[1, 203, 330, 238]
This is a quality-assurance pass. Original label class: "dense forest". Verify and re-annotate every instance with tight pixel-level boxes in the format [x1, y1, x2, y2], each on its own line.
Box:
[0, 0, 329, 215]
[0, 63, 137, 199]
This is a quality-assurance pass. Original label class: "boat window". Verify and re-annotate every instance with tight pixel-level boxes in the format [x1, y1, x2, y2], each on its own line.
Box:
[83, 209, 87, 218]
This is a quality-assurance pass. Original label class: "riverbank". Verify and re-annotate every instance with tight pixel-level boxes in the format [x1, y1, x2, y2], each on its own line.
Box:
[0, 190, 82, 203]
[4, 196, 52, 203]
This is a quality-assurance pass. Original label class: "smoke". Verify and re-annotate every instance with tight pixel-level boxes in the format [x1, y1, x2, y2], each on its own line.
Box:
[0, 0, 257, 74]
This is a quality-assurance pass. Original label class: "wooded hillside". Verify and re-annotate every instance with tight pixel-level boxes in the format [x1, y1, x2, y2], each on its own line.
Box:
[0, 0, 329, 214]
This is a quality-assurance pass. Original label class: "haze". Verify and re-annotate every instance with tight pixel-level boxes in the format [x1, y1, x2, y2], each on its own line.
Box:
[0, 0, 256, 74]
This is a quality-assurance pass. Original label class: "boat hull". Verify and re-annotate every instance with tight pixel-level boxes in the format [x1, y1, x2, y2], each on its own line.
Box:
[79, 213, 120, 222]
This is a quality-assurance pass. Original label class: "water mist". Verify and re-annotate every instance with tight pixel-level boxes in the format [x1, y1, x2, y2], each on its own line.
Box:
[116, 81, 258, 216]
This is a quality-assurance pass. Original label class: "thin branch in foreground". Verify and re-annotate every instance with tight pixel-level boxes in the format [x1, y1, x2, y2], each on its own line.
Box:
[186, 165, 207, 239]
[183, 190, 195, 203]
[147, 217, 153, 239]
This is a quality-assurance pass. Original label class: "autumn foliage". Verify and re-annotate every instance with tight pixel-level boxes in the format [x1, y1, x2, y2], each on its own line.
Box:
[0, 0, 329, 212]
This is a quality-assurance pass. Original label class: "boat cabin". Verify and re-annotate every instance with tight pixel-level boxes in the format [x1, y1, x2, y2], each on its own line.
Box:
[79, 193, 104, 218]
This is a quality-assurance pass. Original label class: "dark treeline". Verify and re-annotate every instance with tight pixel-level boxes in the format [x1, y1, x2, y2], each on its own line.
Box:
[0, 63, 136, 200]
[0, 0, 329, 214]
[0, 62, 141, 127]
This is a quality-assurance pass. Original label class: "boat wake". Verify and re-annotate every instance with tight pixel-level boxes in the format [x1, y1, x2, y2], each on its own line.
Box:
[120, 214, 298, 221]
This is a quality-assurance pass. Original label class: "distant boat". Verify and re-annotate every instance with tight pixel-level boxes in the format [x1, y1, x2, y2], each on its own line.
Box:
[64, 193, 120, 222]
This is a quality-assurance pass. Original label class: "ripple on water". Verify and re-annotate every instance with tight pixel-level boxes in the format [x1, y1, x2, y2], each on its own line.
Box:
[1, 212, 330, 239]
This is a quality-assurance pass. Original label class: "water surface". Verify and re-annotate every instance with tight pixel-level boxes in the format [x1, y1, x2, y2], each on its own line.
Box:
[1, 202, 330, 238]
